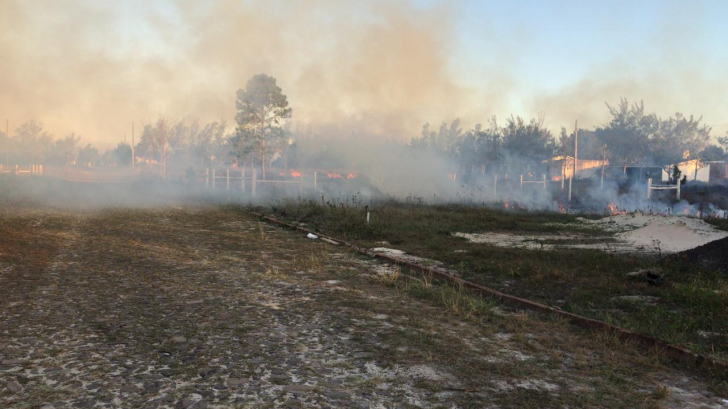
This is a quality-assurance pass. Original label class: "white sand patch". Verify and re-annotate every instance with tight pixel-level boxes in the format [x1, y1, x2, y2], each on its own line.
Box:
[400, 364, 447, 382]
[370, 247, 446, 267]
[611, 295, 660, 304]
[455, 214, 728, 254]
[613, 216, 728, 253]
[371, 247, 405, 256]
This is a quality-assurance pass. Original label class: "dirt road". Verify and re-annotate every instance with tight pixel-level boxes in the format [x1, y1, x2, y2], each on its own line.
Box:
[0, 206, 724, 408]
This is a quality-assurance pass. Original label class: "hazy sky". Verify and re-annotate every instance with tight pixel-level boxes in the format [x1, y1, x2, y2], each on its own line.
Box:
[1, 0, 726, 148]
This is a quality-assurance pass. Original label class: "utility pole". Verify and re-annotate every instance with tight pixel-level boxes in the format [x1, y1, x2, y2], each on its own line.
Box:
[131, 122, 136, 170]
[573, 120, 578, 180]
[601, 145, 607, 189]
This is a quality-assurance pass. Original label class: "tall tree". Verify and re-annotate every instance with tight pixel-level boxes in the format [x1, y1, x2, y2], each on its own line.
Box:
[501, 115, 555, 162]
[15, 119, 53, 164]
[49, 134, 81, 165]
[234, 74, 292, 179]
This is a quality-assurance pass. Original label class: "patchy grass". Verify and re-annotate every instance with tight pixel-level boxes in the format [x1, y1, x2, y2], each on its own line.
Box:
[255, 199, 728, 362]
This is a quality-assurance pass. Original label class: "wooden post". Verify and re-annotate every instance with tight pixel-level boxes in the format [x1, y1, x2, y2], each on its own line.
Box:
[574, 120, 579, 180]
[568, 177, 573, 201]
[39, 164, 43, 175]
[647, 178, 652, 199]
[205, 168, 209, 187]
[543, 174, 547, 189]
[15, 164, 18, 175]
[212, 169, 216, 189]
[241, 168, 246, 192]
[226, 169, 230, 190]
[493, 174, 498, 197]
[600, 147, 607, 190]
[252, 167, 257, 197]
[314, 171, 317, 189]
[520, 174, 523, 189]
[676, 180, 681, 200]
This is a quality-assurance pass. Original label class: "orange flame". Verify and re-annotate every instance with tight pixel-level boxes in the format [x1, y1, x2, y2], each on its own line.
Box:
[607, 203, 627, 215]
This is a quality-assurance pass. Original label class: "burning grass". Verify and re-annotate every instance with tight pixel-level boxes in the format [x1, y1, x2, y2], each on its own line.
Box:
[258, 198, 728, 363]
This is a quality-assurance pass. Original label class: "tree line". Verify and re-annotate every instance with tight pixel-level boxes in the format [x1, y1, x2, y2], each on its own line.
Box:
[410, 98, 728, 177]
[2, 73, 727, 180]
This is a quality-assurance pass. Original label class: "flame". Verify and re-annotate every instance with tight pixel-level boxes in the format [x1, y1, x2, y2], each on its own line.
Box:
[558, 201, 566, 213]
[279, 170, 302, 177]
[346, 172, 356, 179]
[607, 203, 627, 215]
[327, 172, 343, 179]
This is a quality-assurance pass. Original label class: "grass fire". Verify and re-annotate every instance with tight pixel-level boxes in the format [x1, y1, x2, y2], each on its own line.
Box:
[1, 1, 728, 408]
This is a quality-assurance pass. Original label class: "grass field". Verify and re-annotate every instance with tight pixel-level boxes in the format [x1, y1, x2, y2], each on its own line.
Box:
[3, 205, 726, 407]
[258, 198, 728, 364]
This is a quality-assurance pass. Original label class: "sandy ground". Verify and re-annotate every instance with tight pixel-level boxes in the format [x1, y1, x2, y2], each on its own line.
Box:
[454, 214, 728, 254]
[0, 207, 726, 408]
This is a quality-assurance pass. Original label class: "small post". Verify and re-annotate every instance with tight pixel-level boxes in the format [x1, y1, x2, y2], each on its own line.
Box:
[520, 174, 523, 189]
[205, 168, 209, 187]
[543, 174, 547, 189]
[647, 178, 652, 199]
[252, 167, 257, 197]
[367, 211, 370, 224]
[676, 180, 681, 200]
[15, 164, 18, 175]
[226, 169, 230, 190]
[241, 168, 246, 192]
[39, 164, 43, 175]
[568, 177, 573, 201]
[212, 169, 216, 189]
[493, 174, 498, 197]
[314, 171, 317, 189]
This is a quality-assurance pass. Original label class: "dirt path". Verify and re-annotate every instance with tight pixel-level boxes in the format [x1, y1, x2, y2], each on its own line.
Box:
[0, 207, 725, 408]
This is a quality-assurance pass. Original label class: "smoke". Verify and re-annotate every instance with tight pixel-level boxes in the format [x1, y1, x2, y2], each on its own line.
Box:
[0, 0, 481, 147]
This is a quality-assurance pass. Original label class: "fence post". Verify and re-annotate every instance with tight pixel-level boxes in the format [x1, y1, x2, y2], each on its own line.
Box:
[493, 174, 497, 197]
[568, 177, 573, 201]
[15, 164, 18, 175]
[205, 168, 209, 187]
[543, 174, 547, 189]
[314, 171, 317, 189]
[39, 164, 43, 175]
[520, 174, 523, 189]
[212, 169, 216, 189]
[676, 180, 681, 200]
[647, 178, 652, 199]
[226, 169, 230, 190]
[252, 167, 257, 197]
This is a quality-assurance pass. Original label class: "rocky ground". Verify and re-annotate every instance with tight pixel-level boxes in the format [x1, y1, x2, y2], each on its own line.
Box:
[0, 206, 726, 408]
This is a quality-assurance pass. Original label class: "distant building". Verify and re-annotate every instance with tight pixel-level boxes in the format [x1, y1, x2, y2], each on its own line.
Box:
[545, 155, 609, 180]
[675, 160, 728, 183]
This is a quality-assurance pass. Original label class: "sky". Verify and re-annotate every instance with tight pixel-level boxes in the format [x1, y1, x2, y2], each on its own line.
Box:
[1, 0, 727, 148]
